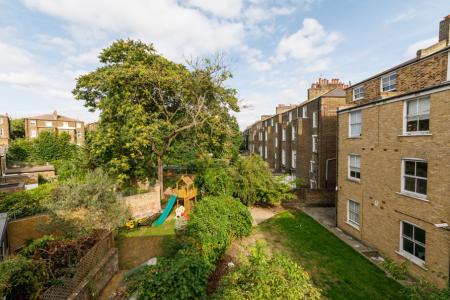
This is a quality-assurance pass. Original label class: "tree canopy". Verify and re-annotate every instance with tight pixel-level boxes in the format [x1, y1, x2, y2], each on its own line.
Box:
[73, 40, 240, 193]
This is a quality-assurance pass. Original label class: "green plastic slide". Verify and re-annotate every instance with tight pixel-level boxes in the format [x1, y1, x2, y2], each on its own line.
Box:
[153, 194, 177, 226]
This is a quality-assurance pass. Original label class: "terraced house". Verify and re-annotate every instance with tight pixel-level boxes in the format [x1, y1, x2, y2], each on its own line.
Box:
[245, 78, 348, 205]
[24, 111, 85, 146]
[337, 15, 450, 286]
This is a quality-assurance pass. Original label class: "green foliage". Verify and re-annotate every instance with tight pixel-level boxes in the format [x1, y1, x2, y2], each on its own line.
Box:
[0, 183, 54, 218]
[20, 235, 61, 258]
[232, 155, 295, 206]
[213, 243, 321, 300]
[6, 132, 78, 164]
[73, 39, 240, 189]
[128, 195, 252, 299]
[195, 161, 235, 197]
[401, 279, 450, 300]
[0, 256, 49, 300]
[382, 257, 409, 280]
[9, 118, 25, 140]
[45, 169, 129, 237]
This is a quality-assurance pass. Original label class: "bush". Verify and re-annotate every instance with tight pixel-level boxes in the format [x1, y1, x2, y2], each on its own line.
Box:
[6, 132, 78, 164]
[0, 256, 49, 300]
[232, 155, 294, 206]
[213, 243, 321, 300]
[45, 169, 129, 237]
[401, 279, 450, 300]
[128, 195, 252, 299]
[195, 163, 235, 197]
[0, 183, 54, 218]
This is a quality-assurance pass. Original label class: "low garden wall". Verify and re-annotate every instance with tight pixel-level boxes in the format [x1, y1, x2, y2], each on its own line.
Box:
[295, 188, 335, 207]
[7, 214, 48, 253]
[123, 185, 161, 219]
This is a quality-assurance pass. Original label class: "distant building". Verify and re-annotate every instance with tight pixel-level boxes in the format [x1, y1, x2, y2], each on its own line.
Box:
[85, 122, 98, 132]
[0, 114, 10, 151]
[24, 111, 85, 146]
[244, 78, 349, 205]
[336, 15, 450, 287]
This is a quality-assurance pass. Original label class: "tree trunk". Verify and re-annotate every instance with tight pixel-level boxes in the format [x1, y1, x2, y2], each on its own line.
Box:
[157, 156, 164, 201]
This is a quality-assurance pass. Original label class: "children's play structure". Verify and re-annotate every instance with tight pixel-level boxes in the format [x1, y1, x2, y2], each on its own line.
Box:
[153, 175, 197, 226]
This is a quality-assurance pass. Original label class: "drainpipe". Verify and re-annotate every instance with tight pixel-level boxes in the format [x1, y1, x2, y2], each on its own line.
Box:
[335, 108, 339, 227]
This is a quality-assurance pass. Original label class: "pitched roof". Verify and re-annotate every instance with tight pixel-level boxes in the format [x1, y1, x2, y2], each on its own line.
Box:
[26, 111, 82, 122]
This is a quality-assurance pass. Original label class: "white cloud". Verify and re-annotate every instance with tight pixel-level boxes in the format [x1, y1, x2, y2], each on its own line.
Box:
[186, 0, 243, 19]
[35, 34, 75, 53]
[385, 9, 416, 25]
[276, 18, 342, 64]
[240, 46, 272, 71]
[244, 6, 271, 24]
[405, 37, 437, 58]
[0, 42, 34, 70]
[22, 0, 245, 61]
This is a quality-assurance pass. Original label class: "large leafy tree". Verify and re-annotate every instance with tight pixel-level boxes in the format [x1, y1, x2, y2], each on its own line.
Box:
[73, 40, 239, 196]
[9, 118, 25, 140]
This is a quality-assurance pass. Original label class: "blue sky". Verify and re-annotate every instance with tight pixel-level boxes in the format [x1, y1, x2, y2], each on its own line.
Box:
[0, 0, 448, 129]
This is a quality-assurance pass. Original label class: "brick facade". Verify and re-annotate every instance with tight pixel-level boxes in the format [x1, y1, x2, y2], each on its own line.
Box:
[337, 17, 450, 287]
[0, 115, 10, 151]
[24, 111, 85, 146]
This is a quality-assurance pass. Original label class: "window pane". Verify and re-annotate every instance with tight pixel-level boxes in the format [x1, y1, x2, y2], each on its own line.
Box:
[414, 227, 426, 244]
[418, 99, 429, 114]
[416, 162, 427, 178]
[407, 100, 417, 116]
[407, 119, 418, 132]
[403, 222, 413, 238]
[404, 176, 415, 192]
[418, 119, 429, 131]
[416, 178, 427, 195]
[405, 161, 415, 175]
[355, 171, 360, 179]
[403, 238, 414, 255]
[415, 244, 425, 260]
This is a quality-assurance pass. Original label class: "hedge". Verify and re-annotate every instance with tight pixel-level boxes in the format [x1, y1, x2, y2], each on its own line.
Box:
[127, 195, 252, 299]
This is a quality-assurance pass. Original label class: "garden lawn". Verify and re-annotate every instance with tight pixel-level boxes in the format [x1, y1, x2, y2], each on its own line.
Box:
[258, 210, 405, 300]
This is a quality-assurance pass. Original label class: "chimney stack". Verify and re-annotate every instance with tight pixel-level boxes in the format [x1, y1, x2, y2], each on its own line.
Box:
[439, 15, 450, 43]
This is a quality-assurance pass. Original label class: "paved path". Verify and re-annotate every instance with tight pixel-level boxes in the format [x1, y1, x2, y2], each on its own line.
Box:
[302, 206, 380, 258]
[250, 206, 284, 225]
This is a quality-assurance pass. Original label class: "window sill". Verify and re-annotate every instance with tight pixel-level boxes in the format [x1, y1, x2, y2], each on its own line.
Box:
[396, 191, 428, 202]
[395, 251, 427, 270]
[347, 177, 361, 184]
[347, 136, 362, 139]
[352, 98, 364, 102]
[398, 132, 432, 137]
[346, 221, 360, 230]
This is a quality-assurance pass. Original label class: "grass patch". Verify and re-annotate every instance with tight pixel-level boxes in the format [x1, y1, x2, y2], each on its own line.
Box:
[259, 210, 405, 300]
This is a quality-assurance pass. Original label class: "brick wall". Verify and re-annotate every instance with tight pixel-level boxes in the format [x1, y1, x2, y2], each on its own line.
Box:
[346, 50, 448, 104]
[337, 89, 450, 287]
[123, 185, 161, 219]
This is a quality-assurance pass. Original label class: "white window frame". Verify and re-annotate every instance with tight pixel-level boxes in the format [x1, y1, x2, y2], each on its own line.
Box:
[288, 111, 292, 122]
[264, 146, 268, 159]
[259, 145, 263, 156]
[312, 135, 318, 153]
[403, 98, 430, 135]
[309, 160, 315, 174]
[274, 152, 277, 160]
[291, 125, 296, 141]
[264, 131, 268, 141]
[45, 121, 52, 127]
[312, 111, 318, 128]
[282, 128, 286, 141]
[282, 149, 286, 165]
[353, 85, 364, 101]
[291, 150, 296, 168]
[259, 131, 262, 141]
[31, 129, 37, 138]
[399, 221, 426, 265]
[30, 120, 36, 126]
[349, 110, 362, 137]
[347, 199, 360, 229]
[275, 123, 278, 133]
[275, 138, 278, 148]
[0, 118, 3, 125]
[302, 106, 307, 118]
[76, 122, 82, 128]
[309, 179, 317, 189]
[348, 154, 361, 181]
[401, 158, 427, 199]
[381, 72, 397, 92]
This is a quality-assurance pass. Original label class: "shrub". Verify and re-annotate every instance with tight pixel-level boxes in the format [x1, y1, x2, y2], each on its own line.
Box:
[0, 256, 49, 300]
[45, 169, 129, 237]
[195, 164, 235, 197]
[401, 279, 450, 300]
[0, 183, 54, 218]
[129, 195, 252, 299]
[6, 138, 33, 162]
[232, 155, 294, 206]
[213, 243, 321, 300]
[382, 257, 408, 280]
